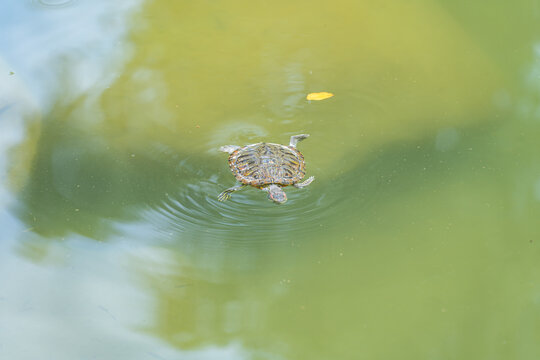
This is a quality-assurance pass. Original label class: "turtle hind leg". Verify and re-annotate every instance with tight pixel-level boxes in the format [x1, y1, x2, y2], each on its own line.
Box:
[294, 176, 315, 188]
[289, 134, 310, 147]
[218, 184, 246, 201]
[219, 145, 240, 154]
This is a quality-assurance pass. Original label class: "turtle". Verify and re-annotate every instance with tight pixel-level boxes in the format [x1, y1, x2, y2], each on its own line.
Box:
[218, 134, 315, 204]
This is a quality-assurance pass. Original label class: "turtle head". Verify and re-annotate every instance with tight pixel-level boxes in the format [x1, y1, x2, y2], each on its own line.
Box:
[265, 184, 287, 204]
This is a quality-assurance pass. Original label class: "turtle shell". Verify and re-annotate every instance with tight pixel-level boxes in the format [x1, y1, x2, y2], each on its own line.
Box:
[228, 142, 306, 187]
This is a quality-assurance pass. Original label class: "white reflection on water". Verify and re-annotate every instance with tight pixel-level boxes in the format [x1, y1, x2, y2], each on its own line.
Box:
[0, 234, 252, 360]
[0, 0, 140, 206]
[0, 0, 140, 110]
[0, 1, 244, 359]
[0, 58, 39, 207]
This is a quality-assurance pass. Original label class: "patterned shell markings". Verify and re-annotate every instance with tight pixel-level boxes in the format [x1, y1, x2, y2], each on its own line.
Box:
[228, 143, 306, 187]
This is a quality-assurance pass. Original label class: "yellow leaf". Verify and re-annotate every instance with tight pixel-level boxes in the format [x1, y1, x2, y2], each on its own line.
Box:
[306, 92, 334, 101]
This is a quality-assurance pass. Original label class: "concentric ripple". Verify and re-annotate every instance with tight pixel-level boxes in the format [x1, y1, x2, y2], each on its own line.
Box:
[144, 178, 346, 249]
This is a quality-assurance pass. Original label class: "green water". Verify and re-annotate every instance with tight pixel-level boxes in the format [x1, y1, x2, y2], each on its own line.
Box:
[1, 0, 540, 359]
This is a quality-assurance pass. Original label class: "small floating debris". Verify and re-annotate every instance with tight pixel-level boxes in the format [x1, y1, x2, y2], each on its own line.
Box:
[306, 92, 334, 101]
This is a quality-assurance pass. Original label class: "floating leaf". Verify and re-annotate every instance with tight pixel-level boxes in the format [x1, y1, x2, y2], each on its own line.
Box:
[306, 92, 334, 101]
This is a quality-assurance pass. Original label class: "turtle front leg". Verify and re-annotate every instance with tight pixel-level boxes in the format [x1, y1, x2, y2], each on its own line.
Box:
[289, 134, 310, 148]
[219, 145, 240, 154]
[294, 176, 315, 188]
[218, 184, 246, 201]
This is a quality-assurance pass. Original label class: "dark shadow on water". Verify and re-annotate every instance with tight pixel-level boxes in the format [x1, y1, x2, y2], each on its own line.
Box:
[14, 94, 501, 253]
[13, 104, 185, 240]
[12, 99, 342, 246]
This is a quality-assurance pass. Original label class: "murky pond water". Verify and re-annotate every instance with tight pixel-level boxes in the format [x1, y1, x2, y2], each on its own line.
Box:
[2, 0, 540, 359]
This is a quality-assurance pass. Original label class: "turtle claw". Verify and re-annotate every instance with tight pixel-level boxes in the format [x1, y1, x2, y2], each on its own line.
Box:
[217, 191, 231, 202]
[218, 184, 245, 201]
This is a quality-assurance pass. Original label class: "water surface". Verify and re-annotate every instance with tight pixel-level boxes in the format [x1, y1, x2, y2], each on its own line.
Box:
[1, 0, 540, 359]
